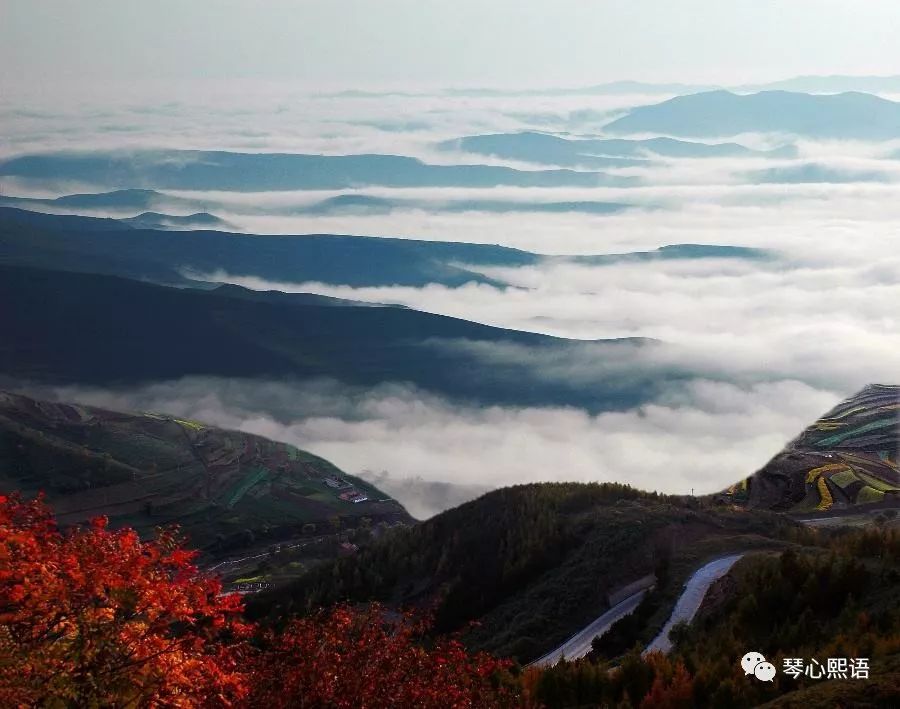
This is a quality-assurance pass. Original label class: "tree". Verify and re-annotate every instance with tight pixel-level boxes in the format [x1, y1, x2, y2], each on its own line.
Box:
[249, 604, 518, 708]
[0, 494, 518, 708]
[0, 494, 250, 706]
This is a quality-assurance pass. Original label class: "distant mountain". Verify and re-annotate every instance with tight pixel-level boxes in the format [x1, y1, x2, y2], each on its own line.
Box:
[0, 390, 410, 556]
[301, 193, 631, 216]
[0, 188, 201, 213]
[745, 163, 892, 184]
[604, 90, 900, 139]
[0, 207, 770, 290]
[120, 211, 232, 230]
[0, 207, 534, 288]
[739, 74, 900, 95]
[442, 131, 795, 164]
[728, 384, 900, 513]
[0, 150, 634, 191]
[0, 264, 665, 412]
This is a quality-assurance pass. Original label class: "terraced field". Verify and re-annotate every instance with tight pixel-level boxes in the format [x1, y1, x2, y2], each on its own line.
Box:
[730, 384, 900, 513]
[0, 391, 411, 555]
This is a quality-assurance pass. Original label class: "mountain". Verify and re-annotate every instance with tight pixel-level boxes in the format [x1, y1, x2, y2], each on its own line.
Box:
[728, 384, 900, 513]
[0, 390, 410, 559]
[442, 131, 795, 163]
[0, 264, 669, 412]
[0, 206, 535, 288]
[0, 188, 199, 213]
[746, 163, 892, 184]
[604, 90, 900, 139]
[739, 74, 900, 94]
[0, 207, 769, 289]
[300, 193, 632, 215]
[0, 150, 635, 191]
[120, 211, 232, 230]
[248, 482, 794, 661]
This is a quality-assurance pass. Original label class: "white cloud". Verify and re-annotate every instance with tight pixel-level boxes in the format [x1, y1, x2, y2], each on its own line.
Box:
[19, 377, 839, 520]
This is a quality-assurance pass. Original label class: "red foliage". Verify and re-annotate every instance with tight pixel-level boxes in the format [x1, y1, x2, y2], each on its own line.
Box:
[0, 493, 251, 706]
[640, 655, 694, 709]
[0, 494, 518, 708]
[250, 604, 517, 708]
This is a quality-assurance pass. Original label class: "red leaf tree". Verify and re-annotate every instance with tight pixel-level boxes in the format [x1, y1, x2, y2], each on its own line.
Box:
[249, 604, 518, 708]
[0, 494, 519, 707]
[0, 494, 250, 706]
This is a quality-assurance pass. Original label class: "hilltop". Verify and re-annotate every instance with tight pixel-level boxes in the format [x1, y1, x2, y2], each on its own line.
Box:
[728, 384, 900, 514]
[604, 90, 900, 139]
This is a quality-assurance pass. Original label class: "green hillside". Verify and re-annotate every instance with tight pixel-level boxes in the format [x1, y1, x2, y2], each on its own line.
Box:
[0, 391, 410, 559]
[248, 482, 796, 662]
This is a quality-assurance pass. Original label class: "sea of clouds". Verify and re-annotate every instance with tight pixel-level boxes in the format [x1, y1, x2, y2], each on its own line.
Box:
[3, 81, 898, 517]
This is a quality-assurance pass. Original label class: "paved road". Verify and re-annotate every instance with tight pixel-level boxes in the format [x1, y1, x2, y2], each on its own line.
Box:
[644, 553, 745, 655]
[529, 589, 648, 667]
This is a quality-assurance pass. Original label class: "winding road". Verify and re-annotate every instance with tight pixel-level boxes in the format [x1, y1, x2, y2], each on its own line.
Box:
[529, 553, 746, 667]
[644, 553, 745, 655]
[529, 589, 649, 667]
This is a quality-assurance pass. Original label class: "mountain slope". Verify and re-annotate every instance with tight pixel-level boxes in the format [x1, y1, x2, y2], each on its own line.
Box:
[248, 483, 794, 661]
[0, 390, 410, 555]
[0, 206, 771, 290]
[728, 384, 900, 513]
[604, 90, 900, 139]
[0, 264, 668, 412]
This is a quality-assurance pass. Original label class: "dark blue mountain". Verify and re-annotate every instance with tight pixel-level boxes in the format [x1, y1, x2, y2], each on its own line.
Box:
[0, 150, 634, 191]
[0, 207, 771, 290]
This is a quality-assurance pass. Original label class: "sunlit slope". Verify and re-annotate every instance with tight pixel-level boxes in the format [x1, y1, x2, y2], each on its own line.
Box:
[730, 384, 900, 512]
[0, 391, 410, 552]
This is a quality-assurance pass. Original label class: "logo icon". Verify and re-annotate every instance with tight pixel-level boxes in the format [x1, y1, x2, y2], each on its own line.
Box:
[741, 652, 775, 682]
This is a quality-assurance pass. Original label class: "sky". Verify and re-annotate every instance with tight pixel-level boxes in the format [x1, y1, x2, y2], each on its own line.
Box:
[4, 0, 900, 91]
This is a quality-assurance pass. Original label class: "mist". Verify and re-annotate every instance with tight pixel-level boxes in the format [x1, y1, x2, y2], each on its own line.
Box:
[16, 376, 839, 520]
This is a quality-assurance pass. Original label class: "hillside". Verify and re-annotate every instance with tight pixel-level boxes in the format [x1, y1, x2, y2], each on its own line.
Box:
[0, 206, 771, 290]
[0, 264, 668, 412]
[0, 390, 410, 560]
[248, 482, 796, 662]
[604, 90, 900, 139]
[728, 384, 900, 513]
[0, 206, 535, 288]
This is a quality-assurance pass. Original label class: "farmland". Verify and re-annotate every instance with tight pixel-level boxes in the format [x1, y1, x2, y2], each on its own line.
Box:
[733, 384, 900, 513]
[0, 390, 411, 564]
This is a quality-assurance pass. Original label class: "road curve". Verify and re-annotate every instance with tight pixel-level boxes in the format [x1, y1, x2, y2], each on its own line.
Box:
[528, 589, 648, 667]
[644, 553, 745, 655]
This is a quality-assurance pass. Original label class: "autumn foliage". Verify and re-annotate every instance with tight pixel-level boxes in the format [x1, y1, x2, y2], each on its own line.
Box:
[0, 494, 517, 708]
[0, 494, 250, 707]
[250, 606, 516, 708]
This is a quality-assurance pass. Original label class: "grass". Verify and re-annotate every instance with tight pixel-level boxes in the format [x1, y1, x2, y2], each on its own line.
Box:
[225, 468, 270, 509]
[857, 486, 886, 505]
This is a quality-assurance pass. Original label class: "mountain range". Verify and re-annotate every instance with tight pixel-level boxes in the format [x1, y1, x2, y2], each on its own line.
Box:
[0, 206, 769, 288]
[0, 150, 635, 191]
[442, 131, 796, 165]
[604, 90, 900, 139]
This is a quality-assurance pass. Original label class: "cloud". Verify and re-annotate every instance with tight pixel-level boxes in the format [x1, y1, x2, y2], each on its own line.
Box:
[14, 376, 839, 520]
